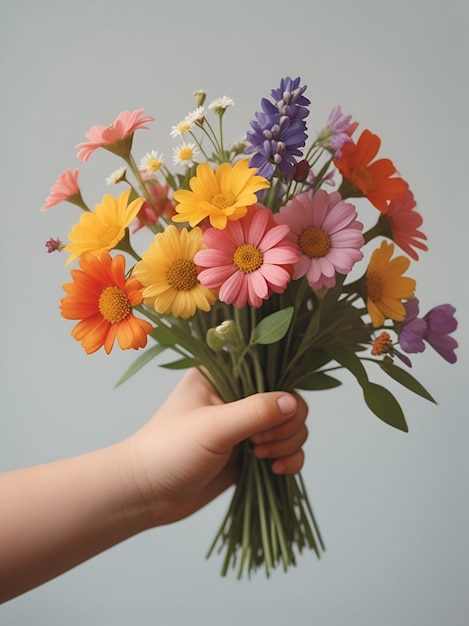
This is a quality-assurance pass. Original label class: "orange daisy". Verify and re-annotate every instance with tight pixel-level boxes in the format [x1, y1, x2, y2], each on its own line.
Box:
[365, 241, 416, 327]
[60, 252, 153, 354]
[334, 129, 409, 214]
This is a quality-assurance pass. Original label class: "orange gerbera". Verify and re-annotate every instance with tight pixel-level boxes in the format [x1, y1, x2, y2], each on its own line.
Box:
[334, 129, 409, 214]
[60, 252, 153, 354]
[365, 241, 416, 327]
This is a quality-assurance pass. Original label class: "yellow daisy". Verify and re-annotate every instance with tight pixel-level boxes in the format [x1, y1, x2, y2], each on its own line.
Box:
[132, 225, 217, 319]
[365, 241, 416, 327]
[64, 189, 144, 265]
[172, 159, 270, 230]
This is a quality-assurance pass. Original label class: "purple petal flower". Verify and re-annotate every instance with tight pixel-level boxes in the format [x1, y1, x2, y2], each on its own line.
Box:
[423, 304, 458, 363]
[398, 298, 427, 353]
[398, 298, 458, 364]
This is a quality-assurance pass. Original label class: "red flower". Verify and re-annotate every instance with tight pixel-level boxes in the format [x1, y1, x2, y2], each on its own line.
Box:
[334, 129, 408, 213]
[381, 190, 428, 260]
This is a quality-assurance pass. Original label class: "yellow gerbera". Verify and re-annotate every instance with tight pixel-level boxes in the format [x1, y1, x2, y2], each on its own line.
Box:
[365, 241, 416, 327]
[172, 159, 270, 230]
[132, 225, 217, 319]
[64, 189, 144, 265]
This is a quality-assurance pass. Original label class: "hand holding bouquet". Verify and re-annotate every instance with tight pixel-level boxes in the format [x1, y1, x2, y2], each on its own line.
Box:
[42, 76, 458, 578]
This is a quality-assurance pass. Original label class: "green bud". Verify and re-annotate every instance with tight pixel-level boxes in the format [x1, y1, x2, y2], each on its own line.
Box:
[206, 328, 226, 351]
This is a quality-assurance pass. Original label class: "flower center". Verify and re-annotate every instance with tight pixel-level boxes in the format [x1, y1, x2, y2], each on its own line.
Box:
[147, 158, 163, 173]
[179, 147, 194, 161]
[167, 259, 199, 291]
[211, 192, 235, 210]
[350, 166, 375, 192]
[98, 286, 131, 323]
[233, 244, 263, 273]
[298, 226, 331, 258]
[367, 271, 383, 302]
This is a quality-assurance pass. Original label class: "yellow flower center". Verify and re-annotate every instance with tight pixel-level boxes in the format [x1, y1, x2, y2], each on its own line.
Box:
[98, 286, 131, 323]
[298, 226, 331, 258]
[233, 244, 263, 273]
[350, 166, 375, 192]
[167, 259, 199, 291]
[179, 147, 194, 161]
[211, 192, 235, 210]
[367, 271, 383, 302]
[147, 158, 163, 173]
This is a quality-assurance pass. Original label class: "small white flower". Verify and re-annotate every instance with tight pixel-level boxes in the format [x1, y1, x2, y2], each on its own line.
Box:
[139, 150, 164, 174]
[106, 166, 127, 185]
[208, 96, 234, 114]
[186, 106, 206, 125]
[170, 118, 193, 138]
[172, 142, 199, 167]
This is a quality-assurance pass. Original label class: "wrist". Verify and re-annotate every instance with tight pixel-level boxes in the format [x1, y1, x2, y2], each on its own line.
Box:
[111, 439, 156, 534]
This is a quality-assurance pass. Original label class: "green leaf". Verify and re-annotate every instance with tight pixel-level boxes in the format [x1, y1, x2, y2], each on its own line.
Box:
[160, 356, 200, 370]
[114, 343, 166, 388]
[361, 381, 408, 432]
[251, 307, 294, 345]
[296, 372, 342, 391]
[324, 345, 368, 384]
[379, 360, 437, 404]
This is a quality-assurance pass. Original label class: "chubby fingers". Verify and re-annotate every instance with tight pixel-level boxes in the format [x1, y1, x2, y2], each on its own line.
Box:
[251, 393, 309, 474]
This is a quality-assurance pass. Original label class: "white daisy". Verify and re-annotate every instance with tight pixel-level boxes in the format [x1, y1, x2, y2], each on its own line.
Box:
[139, 150, 164, 174]
[172, 142, 199, 167]
[170, 118, 194, 138]
[105, 166, 127, 185]
[186, 106, 206, 125]
[208, 96, 234, 114]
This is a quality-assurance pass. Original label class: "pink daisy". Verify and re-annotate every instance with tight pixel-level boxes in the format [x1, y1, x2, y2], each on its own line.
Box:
[195, 204, 300, 308]
[380, 190, 428, 260]
[76, 109, 154, 162]
[274, 189, 364, 289]
[41, 168, 84, 212]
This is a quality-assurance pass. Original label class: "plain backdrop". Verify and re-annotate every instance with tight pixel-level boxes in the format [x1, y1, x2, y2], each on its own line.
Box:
[1, 0, 468, 624]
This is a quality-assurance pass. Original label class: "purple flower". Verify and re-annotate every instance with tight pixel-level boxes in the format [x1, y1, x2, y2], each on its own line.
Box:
[398, 298, 458, 363]
[245, 76, 310, 180]
[423, 304, 458, 364]
[323, 106, 355, 156]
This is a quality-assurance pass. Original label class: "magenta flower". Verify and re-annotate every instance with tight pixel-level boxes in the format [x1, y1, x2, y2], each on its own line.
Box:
[195, 204, 300, 308]
[274, 189, 364, 290]
[41, 168, 84, 212]
[399, 298, 458, 363]
[45, 237, 65, 253]
[76, 109, 154, 162]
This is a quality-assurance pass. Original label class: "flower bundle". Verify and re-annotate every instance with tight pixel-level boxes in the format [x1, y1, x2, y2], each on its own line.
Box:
[42, 76, 458, 578]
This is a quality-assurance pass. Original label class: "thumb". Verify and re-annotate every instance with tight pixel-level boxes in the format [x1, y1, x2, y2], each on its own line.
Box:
[200, 392, 298, 452]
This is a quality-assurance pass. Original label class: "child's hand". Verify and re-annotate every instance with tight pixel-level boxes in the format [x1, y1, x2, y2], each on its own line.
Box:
[124, 369, 309, 526]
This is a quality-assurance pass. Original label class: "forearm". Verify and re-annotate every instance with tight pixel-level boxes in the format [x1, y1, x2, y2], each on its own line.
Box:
[0, 442, 147, 603]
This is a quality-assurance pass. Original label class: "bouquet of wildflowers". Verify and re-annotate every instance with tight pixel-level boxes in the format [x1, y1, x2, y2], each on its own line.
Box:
[42, 76, 458, 578]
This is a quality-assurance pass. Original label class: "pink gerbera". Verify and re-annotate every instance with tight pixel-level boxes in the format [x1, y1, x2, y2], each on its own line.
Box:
[274, 189, 364, 289]
[379, 190, 428, 260]
[195, 204, 300, 308]
[76, 109, 154, 162]
[41, 168, 85, 212]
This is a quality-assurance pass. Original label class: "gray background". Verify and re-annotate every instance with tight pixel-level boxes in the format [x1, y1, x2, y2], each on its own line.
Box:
[1, 0, 468, 624]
